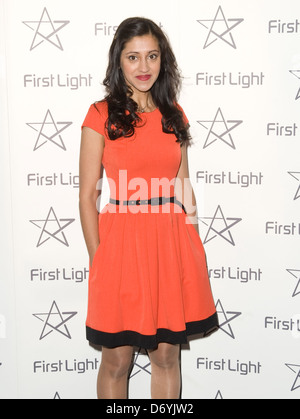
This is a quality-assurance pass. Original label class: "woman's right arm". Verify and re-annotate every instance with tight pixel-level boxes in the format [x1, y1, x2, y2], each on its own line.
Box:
[79, 127, 105, 266]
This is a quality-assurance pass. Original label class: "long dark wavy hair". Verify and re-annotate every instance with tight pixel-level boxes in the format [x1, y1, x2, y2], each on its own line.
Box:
[98, 17, 191, 146]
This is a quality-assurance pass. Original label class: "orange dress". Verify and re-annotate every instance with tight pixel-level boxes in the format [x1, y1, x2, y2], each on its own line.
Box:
[82, 101, 218, 348]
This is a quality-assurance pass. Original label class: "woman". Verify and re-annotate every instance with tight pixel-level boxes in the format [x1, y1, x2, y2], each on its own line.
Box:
[79, 17, 218, 399]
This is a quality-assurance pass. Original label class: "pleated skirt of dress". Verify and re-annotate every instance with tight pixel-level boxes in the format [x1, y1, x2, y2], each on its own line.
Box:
[86, 202, 218, 349]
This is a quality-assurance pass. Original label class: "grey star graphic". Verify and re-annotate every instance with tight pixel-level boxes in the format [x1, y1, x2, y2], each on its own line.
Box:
[129, 348, 151, 379]
[23, 8, 70, 51]
[197, 6, 244, 49]
[30, 207, 75, 247]
[26, 109, 72, 151]
[215, 391, 224, 400]
[289, 71, 300, 100]
[199, 205, 242, 246]
[197, 108, 243, 149]
[215, 300, 242, 339]
[288, 172, 300, 201]
[33, 301, 77, 340]
[286, 364, 300, 391]
[286, 269, 300, 298]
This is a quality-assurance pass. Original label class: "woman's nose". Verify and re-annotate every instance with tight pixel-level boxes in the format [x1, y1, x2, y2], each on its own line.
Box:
[139, 57, 150, 72]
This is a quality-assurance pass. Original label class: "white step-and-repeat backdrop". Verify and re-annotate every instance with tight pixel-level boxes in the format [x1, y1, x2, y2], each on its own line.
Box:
[1, 0, 299, 399]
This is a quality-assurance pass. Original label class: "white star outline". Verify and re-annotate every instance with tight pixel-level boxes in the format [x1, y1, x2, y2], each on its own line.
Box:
[197, 6, 244, 49]
[23, 7, 70, 51]
[33, 301, 77, 340]
[197, 108, 243, 149]
[199, 205, 242, 246]
[288, 172, 300, 201]
[30, 207, 75, 248]
[26, 109, 72, 151]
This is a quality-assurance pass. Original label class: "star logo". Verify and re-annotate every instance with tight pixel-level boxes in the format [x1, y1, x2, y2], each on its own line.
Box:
[199, 205, 242, 246]
[197, 6, 244, 49]
[33, 301, 77, 340]
[215, 300, 242, 339]
[23, 8, 70, 51]
[286, 269, 300, 298]
[129, 348, 151, 379]
[197, 108, 243, 149]
[286, 364, 300, 391]
[30, 207, 75, 248]
[289, 70, 300, 100]
[215, 390, 224, 400]
[26, 110, 72, 151]
[288, 172, 300, 201]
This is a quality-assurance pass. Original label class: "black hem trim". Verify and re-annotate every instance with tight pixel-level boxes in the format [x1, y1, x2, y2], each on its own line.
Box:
[86, 312, 219, 349]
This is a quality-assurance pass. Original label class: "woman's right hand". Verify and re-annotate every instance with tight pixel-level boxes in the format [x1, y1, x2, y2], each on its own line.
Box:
[89, 243, 100, 269]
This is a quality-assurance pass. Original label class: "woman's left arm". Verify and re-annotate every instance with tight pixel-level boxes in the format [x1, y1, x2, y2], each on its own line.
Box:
[174, 143, 199, 234]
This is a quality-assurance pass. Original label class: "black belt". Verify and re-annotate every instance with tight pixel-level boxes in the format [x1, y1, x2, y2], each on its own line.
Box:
[109, 196, 187, 214]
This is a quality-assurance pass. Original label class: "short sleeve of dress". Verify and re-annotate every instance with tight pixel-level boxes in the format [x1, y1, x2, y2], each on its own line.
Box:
[81, 102, 107, 136]
[176, 103, 189, 127]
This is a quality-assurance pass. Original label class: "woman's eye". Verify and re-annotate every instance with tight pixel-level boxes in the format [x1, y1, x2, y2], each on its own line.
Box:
[149, 54, 158, 60]
[128, 55, 138, 61]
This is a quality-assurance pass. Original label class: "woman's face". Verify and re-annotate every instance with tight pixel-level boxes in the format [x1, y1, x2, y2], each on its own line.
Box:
[120, 34, 161, 96]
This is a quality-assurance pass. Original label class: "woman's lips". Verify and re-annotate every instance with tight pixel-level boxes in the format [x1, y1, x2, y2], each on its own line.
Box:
[136, 75, 151, 81]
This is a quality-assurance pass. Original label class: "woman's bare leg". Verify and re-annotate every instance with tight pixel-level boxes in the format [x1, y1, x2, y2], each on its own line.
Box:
[148, 343, 181, 399]
[97, 345, 134, 399]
